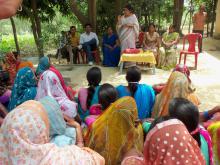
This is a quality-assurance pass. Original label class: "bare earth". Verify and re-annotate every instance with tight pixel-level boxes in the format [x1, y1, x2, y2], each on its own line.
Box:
[30, 38, 220, 112]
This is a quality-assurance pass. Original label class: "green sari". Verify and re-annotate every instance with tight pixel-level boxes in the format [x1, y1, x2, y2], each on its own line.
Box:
[158, 32, 179, 70]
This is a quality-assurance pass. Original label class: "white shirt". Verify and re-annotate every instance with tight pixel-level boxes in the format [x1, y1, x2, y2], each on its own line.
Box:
[80, 32, 99, 46]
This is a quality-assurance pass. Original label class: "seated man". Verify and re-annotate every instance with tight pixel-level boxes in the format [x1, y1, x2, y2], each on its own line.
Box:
[67, 26, 80, 64]
[80, 23, 99, 65]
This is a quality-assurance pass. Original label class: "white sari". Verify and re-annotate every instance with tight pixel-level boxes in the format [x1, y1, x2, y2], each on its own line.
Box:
[117, 14, 139, 67]
[117, 14, 139, 51]
[35, 70, 78, 118]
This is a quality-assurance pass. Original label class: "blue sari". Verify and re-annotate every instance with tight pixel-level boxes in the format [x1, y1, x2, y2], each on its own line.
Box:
[116, 84, 155, 119]
[39, 96, 76, 147]
[8, 67, 37, 111]
[78, 86, 100, 121]
[102, 34, 121, 67]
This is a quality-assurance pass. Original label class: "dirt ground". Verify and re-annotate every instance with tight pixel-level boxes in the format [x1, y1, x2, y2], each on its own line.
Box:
[28, 38, 220, 112]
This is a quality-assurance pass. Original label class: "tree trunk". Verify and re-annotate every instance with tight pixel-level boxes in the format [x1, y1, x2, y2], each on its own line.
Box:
[88, 0, 97, 32]
[173, 0, 184, 33]
[210, 0, 218, 37]
[10, 17, 20, 54]
[31, 0, 44, 58]
[69, 0, 89, 26]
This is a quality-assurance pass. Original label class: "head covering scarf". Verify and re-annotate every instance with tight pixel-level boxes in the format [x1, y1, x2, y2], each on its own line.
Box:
[144, 119, 206, 165]
[35, 69, 77, 118]
[8, 67, 37, 111]
[17, 61, 34, 71]
[39, 96, 76, 147]
[0, 100, 105, 165]
[152, 71, 199, 118]
[85, 96, 143, 165]
[5, 52, 17, 84]
[36, 56, 50, 76]
[173, 64, 191, 82]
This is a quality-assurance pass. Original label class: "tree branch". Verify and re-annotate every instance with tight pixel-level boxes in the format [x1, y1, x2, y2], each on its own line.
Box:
[69, 0, 88, 25]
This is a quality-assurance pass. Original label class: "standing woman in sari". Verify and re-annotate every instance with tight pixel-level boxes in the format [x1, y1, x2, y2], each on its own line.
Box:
[102, 27, 121, 67]
[116, 4, 139, 68]
[157, 25, 179, 70]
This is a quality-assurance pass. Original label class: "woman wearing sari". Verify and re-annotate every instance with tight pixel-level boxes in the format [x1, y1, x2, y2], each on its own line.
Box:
[102, 27, 121, 67]
[85, 96, 143, 165]
[116, 4, 139, 68]
[78, 67, 102, 121]
[0, 100, 105, 165]
[4, 52, 17, 84]
[39, 96, 85, 147]
[144, 119, 206, 165]
[116, 66, 155, 119]
[169, 98, 213, 165]
[35, 56, 78, 119]
[0, 70, 11, 107]
[143, 24, 160, 62]
[8, 67, 37, 111]
[152, 71, 200, 118]
[157, 25, 179, 70]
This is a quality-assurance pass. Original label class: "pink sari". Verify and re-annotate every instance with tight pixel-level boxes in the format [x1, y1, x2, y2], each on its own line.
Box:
[49, 66, 76, 100]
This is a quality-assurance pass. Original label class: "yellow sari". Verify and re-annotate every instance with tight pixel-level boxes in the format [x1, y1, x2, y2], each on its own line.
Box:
[152, 71, 200, 118]
[85, 96, 143, 165]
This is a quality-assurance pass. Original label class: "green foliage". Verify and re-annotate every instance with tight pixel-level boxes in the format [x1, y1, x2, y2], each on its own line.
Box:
[0, 34, 37, 55]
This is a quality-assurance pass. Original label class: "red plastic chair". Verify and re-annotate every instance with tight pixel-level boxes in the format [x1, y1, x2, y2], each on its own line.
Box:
[179, 33, 202, 69]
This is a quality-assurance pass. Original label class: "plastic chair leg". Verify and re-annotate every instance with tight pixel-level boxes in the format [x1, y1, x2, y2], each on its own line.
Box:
[184, 54, 187, 65]
[179, 53, 182, 64]
[195, 54, 198, 70]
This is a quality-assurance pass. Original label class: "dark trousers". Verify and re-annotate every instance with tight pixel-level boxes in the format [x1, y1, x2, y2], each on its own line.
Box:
[193, 30, 203, 53]
[82, 38, 97, 62]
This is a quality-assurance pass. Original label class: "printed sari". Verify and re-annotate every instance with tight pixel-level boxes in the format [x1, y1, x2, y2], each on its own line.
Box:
[35, 69, 78, 118]
[85, 96, 143, 165]
[8, 67, 37, 111]
[0, 100, 105, 165]
[152, 71, 200, 118]
[39, 96, 77, 147]
[116, 84, 155, 119]
[4, 52, 17, 84]
[157, 32, 179, 70]
[102, 33, 121, 67]
[144, 119, 206, 165]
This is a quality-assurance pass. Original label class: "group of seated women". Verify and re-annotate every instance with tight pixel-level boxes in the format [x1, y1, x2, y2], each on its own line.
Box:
[0, 54, 220, 164]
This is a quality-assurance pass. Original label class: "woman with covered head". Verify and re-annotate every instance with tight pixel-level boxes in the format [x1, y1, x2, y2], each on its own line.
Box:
[152, 71, 200, 118]
[0, 100, 105, 165]
[35, 56, 78, 119]
[8, 67, 37, 111]
[117, 66, 155, 119]
[85, 84, 143, 165]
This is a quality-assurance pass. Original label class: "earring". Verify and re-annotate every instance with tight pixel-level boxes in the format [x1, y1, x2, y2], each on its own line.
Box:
[17, 5, 23, 12]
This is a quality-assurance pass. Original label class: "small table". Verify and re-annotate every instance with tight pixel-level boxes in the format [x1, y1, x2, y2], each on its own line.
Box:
[119, 50, 157, 74]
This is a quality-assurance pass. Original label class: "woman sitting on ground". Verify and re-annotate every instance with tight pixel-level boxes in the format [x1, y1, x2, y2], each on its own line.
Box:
[8, 67, 37, 111]
[78, 67, 102, 122]
[35, 56, 78, 120]
[39, 96, 84, 147]
[0, 70, 11, 108]
[102, 27, 121, 67]
[157, 25, 179, 70]
[116, 66, 155, 119]
[85, 87, 143, 165]
[0, 100, 105, 165]
[84, 83, 118, 127]
[143, 23, 160, 60]
[152, 71, 200, 118]
[169, 98, 213, 165]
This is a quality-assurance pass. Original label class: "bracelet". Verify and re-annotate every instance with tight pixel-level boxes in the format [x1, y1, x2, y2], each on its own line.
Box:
[203, 111, 209, 120]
